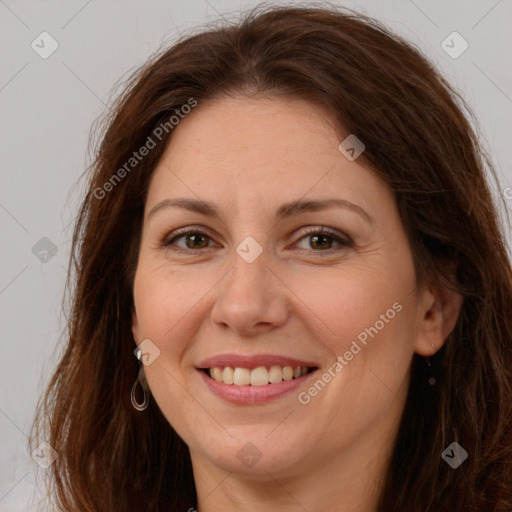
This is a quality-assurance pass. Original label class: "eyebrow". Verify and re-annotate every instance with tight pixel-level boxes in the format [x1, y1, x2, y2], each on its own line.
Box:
[147, 197, 373, 223]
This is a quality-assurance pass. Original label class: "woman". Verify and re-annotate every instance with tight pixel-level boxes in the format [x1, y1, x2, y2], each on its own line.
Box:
[33, 4, 512, 511]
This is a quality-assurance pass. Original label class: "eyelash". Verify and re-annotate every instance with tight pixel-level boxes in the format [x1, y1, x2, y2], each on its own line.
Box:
[161, 226, 353, 254]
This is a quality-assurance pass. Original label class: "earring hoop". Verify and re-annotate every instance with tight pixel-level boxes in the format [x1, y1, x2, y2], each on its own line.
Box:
[131, 350, 149, 411]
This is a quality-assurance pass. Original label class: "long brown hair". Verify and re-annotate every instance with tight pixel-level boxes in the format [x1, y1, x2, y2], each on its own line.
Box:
[33, 4, 512, 511]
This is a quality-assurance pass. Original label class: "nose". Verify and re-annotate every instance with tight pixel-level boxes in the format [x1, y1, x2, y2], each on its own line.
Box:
[210, 247, 289, 338]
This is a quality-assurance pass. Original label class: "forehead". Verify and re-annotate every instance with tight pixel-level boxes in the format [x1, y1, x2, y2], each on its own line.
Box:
[144, 95, 392, 218]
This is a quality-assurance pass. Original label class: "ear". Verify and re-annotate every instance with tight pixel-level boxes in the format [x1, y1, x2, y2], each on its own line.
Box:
[131, 308, 140, 344]
[414, 277, 463, 356]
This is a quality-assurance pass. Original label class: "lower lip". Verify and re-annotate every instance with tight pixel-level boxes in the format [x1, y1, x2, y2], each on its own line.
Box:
[198, 369, 317, 405]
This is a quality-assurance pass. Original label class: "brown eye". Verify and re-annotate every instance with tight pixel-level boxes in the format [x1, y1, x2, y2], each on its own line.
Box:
[310, 234, 335, 250]
[184, 233, 210, 249]
[163, 230, 214, 251]
[295, 227, 352, 252]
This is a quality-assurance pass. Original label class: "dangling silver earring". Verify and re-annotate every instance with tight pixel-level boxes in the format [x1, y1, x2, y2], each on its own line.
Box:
[131, 349, 149, 411]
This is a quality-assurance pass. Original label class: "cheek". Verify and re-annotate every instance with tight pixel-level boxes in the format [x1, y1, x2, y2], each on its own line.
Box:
[288, 261, 414, 354]
[290, 267, 417, 425]
[133, 263, 216, 341]
[132, 267, 212, 430]
[302, 267, 418, 422]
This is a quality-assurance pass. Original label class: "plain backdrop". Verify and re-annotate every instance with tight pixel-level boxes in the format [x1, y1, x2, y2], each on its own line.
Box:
[1, 0, 511, 509]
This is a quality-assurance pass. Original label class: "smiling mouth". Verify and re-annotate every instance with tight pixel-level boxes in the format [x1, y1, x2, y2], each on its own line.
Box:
[202, 365, 318, 386]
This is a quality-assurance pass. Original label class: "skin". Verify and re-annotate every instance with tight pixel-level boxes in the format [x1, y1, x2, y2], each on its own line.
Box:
[131, 96, 462, 511]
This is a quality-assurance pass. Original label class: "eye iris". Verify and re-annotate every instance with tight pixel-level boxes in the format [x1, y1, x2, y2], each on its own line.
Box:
[186, 233, 209, 249]
[310, 234, 332, 250]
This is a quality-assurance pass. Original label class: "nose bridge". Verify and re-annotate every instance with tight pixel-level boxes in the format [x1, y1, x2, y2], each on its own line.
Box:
[230, 242, 269, 293]
[211, 242, 288, 334]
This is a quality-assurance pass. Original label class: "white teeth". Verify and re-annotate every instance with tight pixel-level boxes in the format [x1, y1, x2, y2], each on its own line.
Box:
[233, 367, 251, 385]
[282, 366, 294, 381]
[210, 367, 222, 381]
[208, 365, 311, 385]
[268, 365, 283, 384]
[222, 367, 234, 385]
[250, 366, 269, 386]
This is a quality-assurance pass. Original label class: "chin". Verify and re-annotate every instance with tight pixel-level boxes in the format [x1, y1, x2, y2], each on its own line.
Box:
[187, 422, 312, 477]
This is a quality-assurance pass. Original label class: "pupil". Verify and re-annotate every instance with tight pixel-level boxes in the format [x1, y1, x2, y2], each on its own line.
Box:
[312, 234, 330, 249]
[187, 234, 207, 248]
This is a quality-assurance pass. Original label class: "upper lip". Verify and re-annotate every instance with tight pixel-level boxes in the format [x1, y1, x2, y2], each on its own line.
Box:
[197, 353, 319, 370]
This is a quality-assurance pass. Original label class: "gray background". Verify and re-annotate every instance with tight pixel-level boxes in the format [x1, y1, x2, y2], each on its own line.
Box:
[1, 0, 511, 509]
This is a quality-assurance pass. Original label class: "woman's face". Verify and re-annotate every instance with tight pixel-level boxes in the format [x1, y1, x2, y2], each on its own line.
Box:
[131, 96, 435, 479]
